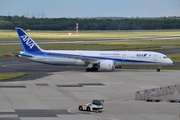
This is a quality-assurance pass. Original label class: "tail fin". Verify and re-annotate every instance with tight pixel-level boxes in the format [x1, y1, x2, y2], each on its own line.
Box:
[15, 28, 43, 53]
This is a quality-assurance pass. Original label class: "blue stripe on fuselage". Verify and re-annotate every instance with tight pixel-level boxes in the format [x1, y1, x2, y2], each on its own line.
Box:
[24, 51, 160, 64]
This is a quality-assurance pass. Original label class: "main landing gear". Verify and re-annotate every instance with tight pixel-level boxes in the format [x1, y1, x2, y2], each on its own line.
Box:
[86, 68, 98, 72]
[156, 66, 161, 72]
[86, 63, 99, 72]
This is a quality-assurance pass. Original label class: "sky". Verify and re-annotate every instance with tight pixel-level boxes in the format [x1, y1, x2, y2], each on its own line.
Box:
[0, 0, 180, 18]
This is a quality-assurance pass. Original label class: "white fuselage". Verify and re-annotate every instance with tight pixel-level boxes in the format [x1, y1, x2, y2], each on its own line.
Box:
[19, 50, 173, 66]
[15, 27, 173, 72]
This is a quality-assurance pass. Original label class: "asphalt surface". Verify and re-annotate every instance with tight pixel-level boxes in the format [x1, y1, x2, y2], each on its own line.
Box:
[0, 54, 180, 82]
[1, 35, 180, 45]
[0, 48, 180, 119]
[0, 45, 180, 82]
[0, 57, 85, 81]
[0, 68, 180, 119]
[155, 48, 180, 54]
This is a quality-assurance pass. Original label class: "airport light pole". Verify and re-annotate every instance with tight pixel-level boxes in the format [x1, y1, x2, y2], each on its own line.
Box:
[76, 23, 78, 34]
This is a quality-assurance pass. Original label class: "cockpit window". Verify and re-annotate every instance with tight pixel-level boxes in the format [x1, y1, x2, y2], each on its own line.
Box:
[163, 56, 168, 59]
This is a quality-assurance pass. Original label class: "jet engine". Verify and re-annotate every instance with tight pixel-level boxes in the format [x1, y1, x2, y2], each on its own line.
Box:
[99, 60, 115, 70]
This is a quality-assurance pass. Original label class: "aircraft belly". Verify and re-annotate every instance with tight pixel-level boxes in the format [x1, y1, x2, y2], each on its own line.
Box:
[75, 60, 87, 65]
[115, 60, 169, 66]
[123, 62, 169, 66]
[30, 57, 86, 66]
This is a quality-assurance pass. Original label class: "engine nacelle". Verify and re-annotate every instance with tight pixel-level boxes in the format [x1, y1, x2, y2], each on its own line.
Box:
[99, 60, 115, 70]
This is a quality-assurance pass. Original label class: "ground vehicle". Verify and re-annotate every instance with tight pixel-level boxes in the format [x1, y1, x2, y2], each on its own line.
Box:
[78, 99, 104, 112]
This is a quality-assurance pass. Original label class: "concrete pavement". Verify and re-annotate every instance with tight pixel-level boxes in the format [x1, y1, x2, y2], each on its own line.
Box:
[0, 69, 180, 120]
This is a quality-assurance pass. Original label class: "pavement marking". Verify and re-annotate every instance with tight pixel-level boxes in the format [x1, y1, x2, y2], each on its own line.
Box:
[35, 83, 49, 86]
[0, 86, 26, 88]
[48, 83, 84, 105]
[0, 115, 18, 118]
[57, 83, 105, 87]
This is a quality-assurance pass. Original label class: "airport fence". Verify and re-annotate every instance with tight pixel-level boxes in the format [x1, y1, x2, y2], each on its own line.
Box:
[135, 84, 180, 100]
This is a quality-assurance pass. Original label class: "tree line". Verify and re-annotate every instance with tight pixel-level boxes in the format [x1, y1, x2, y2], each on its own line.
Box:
[0, 15, 180, 30]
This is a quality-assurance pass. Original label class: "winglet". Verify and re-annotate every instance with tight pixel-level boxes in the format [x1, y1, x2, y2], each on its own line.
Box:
[15, 28, 43, 53]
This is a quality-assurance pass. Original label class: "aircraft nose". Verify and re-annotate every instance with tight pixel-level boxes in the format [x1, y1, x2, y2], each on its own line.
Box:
[169, 59, 173, 64]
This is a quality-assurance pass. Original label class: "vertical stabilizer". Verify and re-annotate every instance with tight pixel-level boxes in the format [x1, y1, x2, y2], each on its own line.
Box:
[15, 28, 43, 53]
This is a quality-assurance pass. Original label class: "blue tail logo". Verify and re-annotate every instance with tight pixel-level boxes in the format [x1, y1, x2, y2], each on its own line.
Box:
[15, 28, 42, 53]
[20, 35, 35, 49]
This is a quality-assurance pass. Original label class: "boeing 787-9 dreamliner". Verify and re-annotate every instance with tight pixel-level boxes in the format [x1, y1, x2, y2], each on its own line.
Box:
[15, 28, 173, 72]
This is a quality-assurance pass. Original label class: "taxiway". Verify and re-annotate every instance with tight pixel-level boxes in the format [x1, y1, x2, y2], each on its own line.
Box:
[0, 58, 180, 120]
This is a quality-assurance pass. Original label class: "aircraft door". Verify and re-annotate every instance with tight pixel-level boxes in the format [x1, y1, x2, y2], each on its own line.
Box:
[122, 54, 126, 59]
[43, 53, 47, 60]
[79, 53, 83, 57]
[122, 54, 127, 65]
[43, 53, 54, 61]
[153, 54, 158, 61]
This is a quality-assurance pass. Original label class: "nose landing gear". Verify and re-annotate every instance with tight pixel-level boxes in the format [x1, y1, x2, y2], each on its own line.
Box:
[157, 66, 161, 72]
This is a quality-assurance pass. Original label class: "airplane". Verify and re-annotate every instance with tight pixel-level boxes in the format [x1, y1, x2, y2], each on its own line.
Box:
[15, 28, 173, 72]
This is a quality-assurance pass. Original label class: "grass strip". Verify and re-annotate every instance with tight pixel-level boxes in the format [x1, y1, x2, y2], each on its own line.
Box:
[167, 54, 180, 62]
[0, 73, 27, 81]
[0, 30, 180, 41]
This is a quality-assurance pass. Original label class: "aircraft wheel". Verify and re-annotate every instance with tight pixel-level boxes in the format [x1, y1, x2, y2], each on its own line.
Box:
[87, 107, 90, 111]
[90, 68, 98, 72]
[95, 68, 98, 72]
[157, 68, 160, 72]
[79, 106, 83, 111]
[87, 68, 98, 72]
[90, 68, 94, 72]
[86, 68, 90, 72]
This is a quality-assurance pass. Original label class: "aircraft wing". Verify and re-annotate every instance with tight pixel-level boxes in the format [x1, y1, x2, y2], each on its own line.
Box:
[68, 55, 99, 63]
[49, 53, 100, 63]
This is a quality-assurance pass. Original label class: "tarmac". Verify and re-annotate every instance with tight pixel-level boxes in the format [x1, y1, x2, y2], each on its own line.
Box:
[1, 35, 180, 45]
[0, 58, 180, 120]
